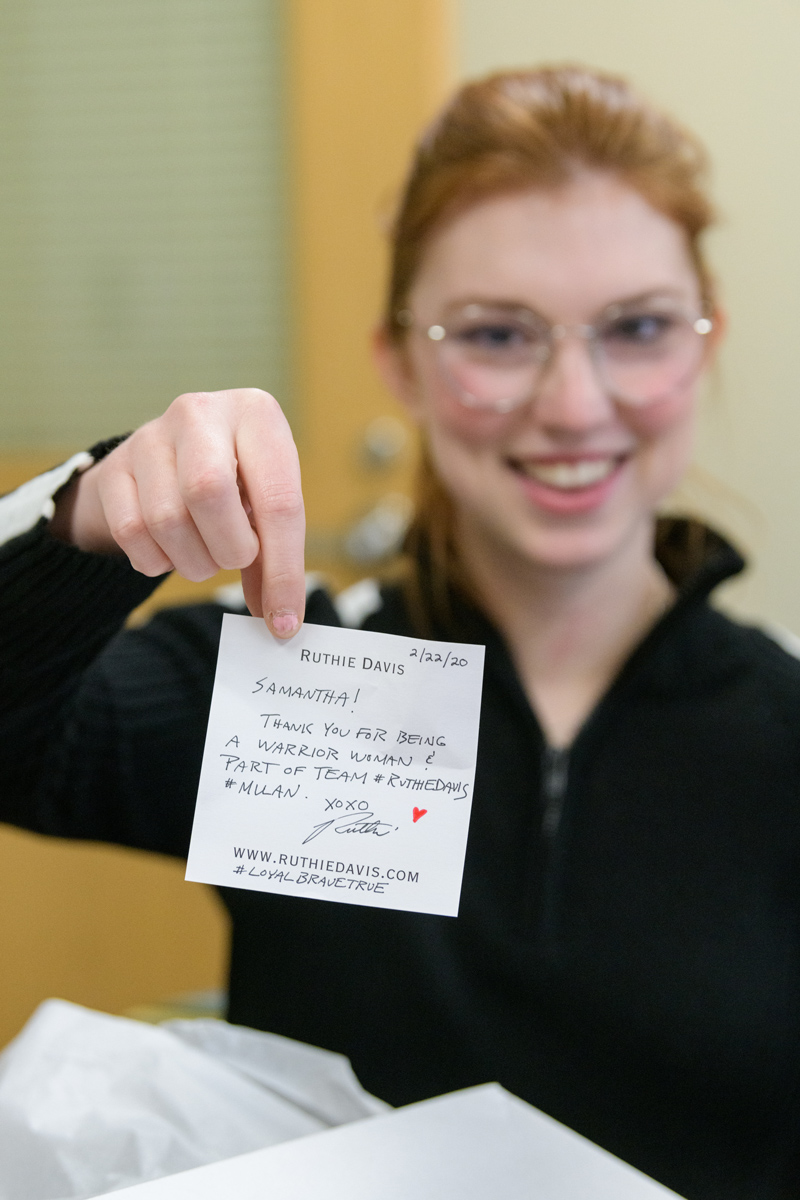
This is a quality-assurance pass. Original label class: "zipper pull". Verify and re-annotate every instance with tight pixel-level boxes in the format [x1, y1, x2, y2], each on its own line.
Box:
[541, 746, 569, 838]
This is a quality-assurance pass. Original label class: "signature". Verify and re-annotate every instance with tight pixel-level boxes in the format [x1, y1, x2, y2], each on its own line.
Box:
[302, 812, 396, 844]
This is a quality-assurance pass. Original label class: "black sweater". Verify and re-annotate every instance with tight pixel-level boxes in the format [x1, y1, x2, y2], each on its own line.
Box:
[3, 519, 800, 1200]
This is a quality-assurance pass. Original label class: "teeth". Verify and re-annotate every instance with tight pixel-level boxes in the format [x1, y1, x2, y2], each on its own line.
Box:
[520, 458, 616, 490]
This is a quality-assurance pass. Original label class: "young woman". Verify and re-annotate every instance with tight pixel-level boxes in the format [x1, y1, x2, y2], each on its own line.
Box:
[3, 67, 800, 1200]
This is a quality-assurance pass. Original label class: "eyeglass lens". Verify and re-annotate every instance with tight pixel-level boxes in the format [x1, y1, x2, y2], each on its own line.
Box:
[432, 306, 710, 410]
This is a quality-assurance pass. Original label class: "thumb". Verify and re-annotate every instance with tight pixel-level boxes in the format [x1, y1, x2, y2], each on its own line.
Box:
[241, 556, 264, 619]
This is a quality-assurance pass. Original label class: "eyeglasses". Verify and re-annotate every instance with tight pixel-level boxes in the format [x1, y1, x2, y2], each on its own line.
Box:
[396, 301, 714, 412]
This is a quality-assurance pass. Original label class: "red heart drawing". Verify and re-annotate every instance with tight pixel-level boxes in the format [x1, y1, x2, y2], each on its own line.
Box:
[412, 807, 428, 823]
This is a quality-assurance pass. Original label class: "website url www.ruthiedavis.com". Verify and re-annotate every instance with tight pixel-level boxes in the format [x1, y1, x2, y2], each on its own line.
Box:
[232, 846, 419, 892]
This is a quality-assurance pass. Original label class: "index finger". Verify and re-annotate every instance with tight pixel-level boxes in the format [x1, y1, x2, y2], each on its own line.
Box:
[235, 392, 306, 638]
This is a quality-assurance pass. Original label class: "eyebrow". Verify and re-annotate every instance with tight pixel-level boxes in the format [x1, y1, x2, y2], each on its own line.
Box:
[601, 288, 689, 310]
[444, 287, 691, 321]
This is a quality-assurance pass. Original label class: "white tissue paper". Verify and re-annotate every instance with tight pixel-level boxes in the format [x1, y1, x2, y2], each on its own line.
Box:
[0, 999, 387, 1200]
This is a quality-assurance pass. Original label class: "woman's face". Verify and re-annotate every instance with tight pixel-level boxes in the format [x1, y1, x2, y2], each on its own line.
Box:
[381, 173, 715, 576]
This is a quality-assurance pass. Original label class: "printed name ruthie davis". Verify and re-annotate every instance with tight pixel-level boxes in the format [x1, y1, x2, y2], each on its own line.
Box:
[300, 649, 405, 675]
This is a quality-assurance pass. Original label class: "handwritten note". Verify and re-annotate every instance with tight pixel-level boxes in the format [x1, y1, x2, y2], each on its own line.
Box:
[185, 616, 485, 916]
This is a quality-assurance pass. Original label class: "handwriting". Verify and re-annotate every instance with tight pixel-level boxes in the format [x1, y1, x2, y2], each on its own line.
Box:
[349, 750, 412, 766]
[384, 772, 469, 799]
[255, 683, 360, 708]
[409, 646, 469, 668]
[322, 797, 370, 812]
[302, 812, 396, 844]
[397, 731, 446, 746]
[258, 739, 339, 760]
[259, 713, 314, 734]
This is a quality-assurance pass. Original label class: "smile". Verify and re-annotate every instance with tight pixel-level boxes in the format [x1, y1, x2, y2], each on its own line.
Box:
[512, 457, 622, 491]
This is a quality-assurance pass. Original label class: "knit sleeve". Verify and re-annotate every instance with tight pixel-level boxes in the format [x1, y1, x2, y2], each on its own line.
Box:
[0, 435, 131, 547]
[0, 516, 177, 843]
[0, 517, 340, 857]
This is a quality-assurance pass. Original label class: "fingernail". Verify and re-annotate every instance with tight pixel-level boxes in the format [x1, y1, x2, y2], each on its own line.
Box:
[269, 610, 298, 637]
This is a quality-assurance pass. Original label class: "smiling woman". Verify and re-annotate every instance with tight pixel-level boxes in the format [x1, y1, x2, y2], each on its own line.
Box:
[3, 64, 800, 1200]
[380, 183, 707, 747]
[373, 69, 723, 745]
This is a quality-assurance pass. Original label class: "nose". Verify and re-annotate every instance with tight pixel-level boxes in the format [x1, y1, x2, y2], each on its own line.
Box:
[532, 334, 616, 432]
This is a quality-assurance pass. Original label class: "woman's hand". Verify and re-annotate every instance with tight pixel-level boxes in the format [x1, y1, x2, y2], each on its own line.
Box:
[51, 389, 306, 638]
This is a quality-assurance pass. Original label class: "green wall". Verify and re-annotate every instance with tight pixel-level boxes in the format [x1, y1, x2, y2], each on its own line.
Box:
[0, 0, 288, 449]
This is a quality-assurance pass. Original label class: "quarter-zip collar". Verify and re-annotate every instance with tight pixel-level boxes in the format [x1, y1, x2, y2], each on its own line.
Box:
[428, 516, 746, 722]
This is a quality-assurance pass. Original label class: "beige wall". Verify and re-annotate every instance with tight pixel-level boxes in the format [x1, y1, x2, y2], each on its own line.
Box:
[458, 0, 800, 633]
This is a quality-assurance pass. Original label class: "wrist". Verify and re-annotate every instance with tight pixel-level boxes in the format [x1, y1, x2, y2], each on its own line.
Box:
[50, 433, 132, 552]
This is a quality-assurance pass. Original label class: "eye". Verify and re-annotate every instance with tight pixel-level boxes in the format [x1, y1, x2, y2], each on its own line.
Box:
[603, 312, 678, 346]
[460, 322, 521, 347]
[450, 316, 548, 359]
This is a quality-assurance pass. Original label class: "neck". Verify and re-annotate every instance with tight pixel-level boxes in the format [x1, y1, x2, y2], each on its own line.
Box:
[456, 517, 674, 748]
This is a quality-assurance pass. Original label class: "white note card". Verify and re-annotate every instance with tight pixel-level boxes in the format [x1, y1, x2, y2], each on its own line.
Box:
[186, 616, 485, 917]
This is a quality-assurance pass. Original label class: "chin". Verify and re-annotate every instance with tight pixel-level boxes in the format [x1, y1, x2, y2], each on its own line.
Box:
[498, 515, 655, 574]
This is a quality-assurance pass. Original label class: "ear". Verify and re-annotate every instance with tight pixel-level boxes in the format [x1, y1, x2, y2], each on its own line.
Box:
[707, 306, 727, 355]
[371, 325, 425, 422]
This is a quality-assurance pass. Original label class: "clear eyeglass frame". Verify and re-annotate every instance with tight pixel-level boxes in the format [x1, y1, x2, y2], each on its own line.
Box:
[396, 302, 714, 412]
